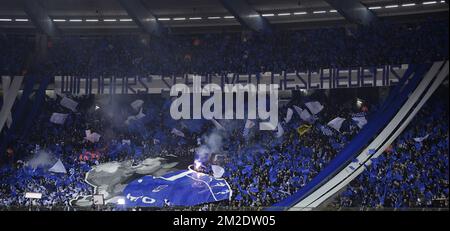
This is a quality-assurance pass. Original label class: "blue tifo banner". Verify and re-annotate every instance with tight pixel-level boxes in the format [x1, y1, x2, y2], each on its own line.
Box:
[123, 170, 232, 207]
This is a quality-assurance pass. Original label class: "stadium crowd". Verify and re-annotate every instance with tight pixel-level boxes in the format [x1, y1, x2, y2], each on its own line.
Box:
[333, 92, 449, 209]
[0, 17, 448, 210]
[1, 19, 448, 76]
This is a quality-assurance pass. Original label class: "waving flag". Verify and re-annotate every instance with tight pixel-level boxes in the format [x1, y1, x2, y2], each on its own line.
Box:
[171, 128, 185, 137]
[50, 113, 68, 125]
[123, 170, 231, 207]
[85, 130, 101, 143]
[327, 117, 346, 132]
[60, 97, 78, 112]
[320, 125, 333, 136]
[293, 105, 313, 122]
[352, 116, 367, 129]
[284, 108, 293, 123]
[305, 101, 324, 115]
[48, 159, 67, 174]
[130, 99, 144, 111]
[413, 134, 429, 142]
[297, 124, 312, 136]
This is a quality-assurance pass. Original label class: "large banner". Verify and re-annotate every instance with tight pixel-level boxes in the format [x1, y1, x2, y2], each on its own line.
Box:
[123, 170, 232, 207]
[53, 64, 407, 95]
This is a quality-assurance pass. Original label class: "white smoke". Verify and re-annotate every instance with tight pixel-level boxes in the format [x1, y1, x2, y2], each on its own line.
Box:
[26, 150, 55, 169]
[195, 130, 224, 164]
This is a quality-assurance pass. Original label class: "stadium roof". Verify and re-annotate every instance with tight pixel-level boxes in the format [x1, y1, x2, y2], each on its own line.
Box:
[0, 0, 448, 34]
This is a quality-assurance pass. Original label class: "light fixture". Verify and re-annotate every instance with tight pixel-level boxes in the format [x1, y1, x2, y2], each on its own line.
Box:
[173, 17, 186, 21]
[119, 18, 132, 22]
[53, 19, 66, 22]
[368, 6, 382, 9]
[157, 18, 171, 21]
[385, 5, 399, 8]
[293, 11, 307, 15]
[401, 3, 416, 6]
[313, 10, 326, 14]
[0, 18, 12, 22]
[277, 13, 291, 16]
[69, 19, 82, 22]
[423, 1, 438, 4]
[207, 16, 221, 19]
[86, 19, 99, 22]
[261, 13, 275, 17]
[223, 16, 235, 19]
[189, 17, 202, 20]
[15, 19, 29, 22]
[329, 10, 338, 13]
[103, 19, 117, 22]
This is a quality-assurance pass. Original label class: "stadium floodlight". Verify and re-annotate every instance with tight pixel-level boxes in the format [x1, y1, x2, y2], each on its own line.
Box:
[189, 17, 202, 20]
[261, 13, 275, 17]
[157, 18, 171, 21]
[207, 16, 221, 19]
[385, 5, 399, 8]
[119, 19, 133, 22]
[277, 13, 291, 16]
[86, 19, 99, 22]
[423, 1, 437, 4]
[313, 10, 327, 14]
[104, 19, 117, 22]
[53, 19, 66, 22]
[223, 16, 235, 19]
[0, 18, 12, 21]
[368, 6, 382, 9]
[69, 19, 82, 22]
[173, 17, 186, 21]
[117, 198, 125, 205]
[15, 19, 29, 22]
[401, 3, 416, 7]
[293, 11, 307, 15]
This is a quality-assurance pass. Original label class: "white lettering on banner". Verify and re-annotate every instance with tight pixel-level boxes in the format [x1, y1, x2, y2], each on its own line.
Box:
[50, 65, 406, 95]
[142, 197, 156, 204]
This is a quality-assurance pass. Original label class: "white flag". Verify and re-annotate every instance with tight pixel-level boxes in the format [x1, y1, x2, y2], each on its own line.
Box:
[293, 105, 312, 122]
[211, 165, 225, 178]
[327, 117, 346, 132]
[130, 99, 144, 111]
[293, 105, 303, 117]
[171, 128, 185, 137]
[305, 101, 324, 115]
[285, 108, 293, 123]
[60, 97, 78, 112]
[49, 159, 67, 174]
[413, 134, 429, 142]
[211, 118, 225, 130]
[320, 125, 333, 136]
[85, 130, 101, 143]
[352, 116, 367, 129]
[50, 113, 68, 125]
[299, 109, 312, 122]
[276, 123, 284, 138]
